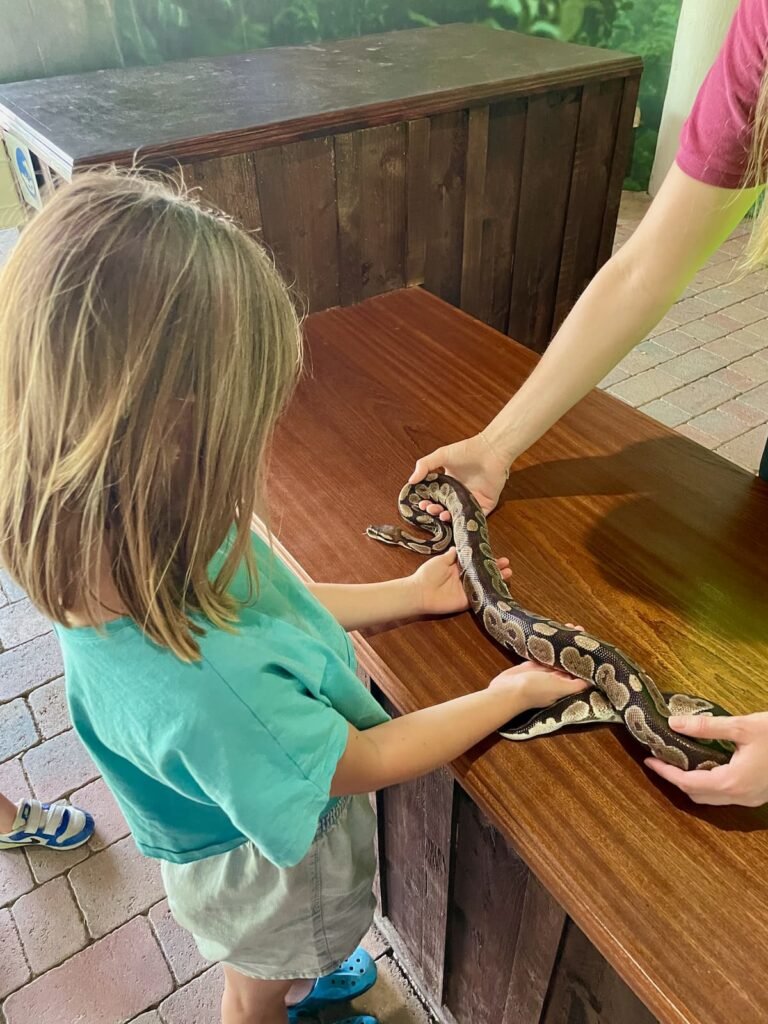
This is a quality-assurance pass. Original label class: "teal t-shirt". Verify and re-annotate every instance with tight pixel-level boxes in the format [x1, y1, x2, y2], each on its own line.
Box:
[56, 532, 389, 868]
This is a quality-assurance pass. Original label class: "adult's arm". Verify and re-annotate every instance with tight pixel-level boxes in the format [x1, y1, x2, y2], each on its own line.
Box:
[410, 165, 759, 516]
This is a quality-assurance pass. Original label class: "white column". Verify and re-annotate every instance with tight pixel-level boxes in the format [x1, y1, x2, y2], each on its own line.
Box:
[649, 0, 739, 195]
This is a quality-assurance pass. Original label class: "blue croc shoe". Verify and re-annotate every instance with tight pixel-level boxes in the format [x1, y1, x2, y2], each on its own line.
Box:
[0, 799, 94, 850]
[288, 947, 377, 1020]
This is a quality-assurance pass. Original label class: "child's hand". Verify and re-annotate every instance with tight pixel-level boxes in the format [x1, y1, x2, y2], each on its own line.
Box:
[413, 548, 511, 616]
[488, 660, 588, 709]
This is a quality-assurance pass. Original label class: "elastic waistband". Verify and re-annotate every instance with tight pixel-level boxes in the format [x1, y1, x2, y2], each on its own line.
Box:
[315, 796, 350, 838]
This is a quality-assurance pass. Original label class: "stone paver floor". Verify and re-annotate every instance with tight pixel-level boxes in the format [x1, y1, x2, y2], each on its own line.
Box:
[1, 191, 766, 1024]
[605, 192, 768, 472]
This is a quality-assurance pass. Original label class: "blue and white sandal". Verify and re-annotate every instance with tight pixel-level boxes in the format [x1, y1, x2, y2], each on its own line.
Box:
[288, 947, 377, 1020]
[0, 799, 94, 850]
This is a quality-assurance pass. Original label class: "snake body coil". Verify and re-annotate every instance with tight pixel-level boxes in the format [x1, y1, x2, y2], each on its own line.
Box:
[367, 473, 734, 771]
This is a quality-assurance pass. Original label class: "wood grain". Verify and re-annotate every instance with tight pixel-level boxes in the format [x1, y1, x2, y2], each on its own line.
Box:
[376, 692, 429, 968]
[405, 118, 431, 288]
[268, 288, 768, 1024]
[335, 123, 407, 305]
[541, 919, 658, 1024]
[423, 110, 469, 307]
[553, 78, 623, 332]
[444, 787, 535, 1024]
[0, 25, 641, 176]
[508, 88, 581, 351]
[460, 98, 527, 332]
[253, 138, 339, 312]
[419, 767, 454, 1003]
[597, 73, 642, 268]
[180, 152, 262, 233]
[375, 687, 454, 1008]
[458, 106, 490, 318]
[503, 873, 566, 1024]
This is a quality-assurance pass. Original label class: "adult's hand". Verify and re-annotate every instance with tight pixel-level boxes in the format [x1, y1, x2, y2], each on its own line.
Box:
[409, 433, 509, 521]
[645, 712, 768, 807]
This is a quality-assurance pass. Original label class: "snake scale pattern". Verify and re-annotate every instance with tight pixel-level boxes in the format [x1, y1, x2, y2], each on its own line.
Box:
[367, 473, 734, 771]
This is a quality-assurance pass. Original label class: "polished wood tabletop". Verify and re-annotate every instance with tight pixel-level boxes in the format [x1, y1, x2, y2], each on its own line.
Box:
[267, 287, 768, 1024]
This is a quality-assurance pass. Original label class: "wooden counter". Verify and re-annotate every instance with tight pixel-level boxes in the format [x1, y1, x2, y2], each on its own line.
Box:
[0, 26, 641, 351]
[267, 287, 768, 1024]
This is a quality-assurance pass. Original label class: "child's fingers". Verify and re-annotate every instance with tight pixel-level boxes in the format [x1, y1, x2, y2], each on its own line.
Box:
[567, 676, 590, 691]
[668, 714, 749, 744]
[418, 499, 452, 523]
[419, 500, 446, 515]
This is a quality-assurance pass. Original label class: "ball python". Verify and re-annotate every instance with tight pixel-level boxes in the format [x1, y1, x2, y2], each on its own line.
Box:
[367, 473, 734, 771]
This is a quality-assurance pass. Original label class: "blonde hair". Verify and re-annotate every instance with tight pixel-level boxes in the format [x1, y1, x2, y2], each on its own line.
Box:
[745, 68, 768, 268]
[0, 168, 302, 661]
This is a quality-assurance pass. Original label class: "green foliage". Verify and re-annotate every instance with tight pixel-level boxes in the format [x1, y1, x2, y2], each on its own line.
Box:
[112, 0, 682, 190]
[606, 0, 681, 189]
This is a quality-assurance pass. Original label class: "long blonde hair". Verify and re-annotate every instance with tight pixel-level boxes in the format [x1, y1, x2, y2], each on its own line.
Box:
[746, 68, 768, 268]
[0, 168, 302, 661]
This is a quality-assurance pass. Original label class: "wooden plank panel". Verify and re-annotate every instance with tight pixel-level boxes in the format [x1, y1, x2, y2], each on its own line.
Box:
[508, 88, 581, 352]
[553, 78, 623, 332]
[459, 106, 490, 318]
[460, 98, 527, 332]
[419, 768, 454, 1004]
[423, 110, 468, 307]
[375, 692, 426, 967]
[597, 73, 642, 267]
[372, 696, 452, 1009]
[444, 787, 530, 1024]
[335, 132, 363, 306]
[181, 152, 262, 233]
[253, 138, 339, 312]
[503, 874, 566, 1024]
[378, 779, 425, 966]
[335, 123, 407, 306]
[541, 919, 658, 1024]
[406, 118, 431, 287]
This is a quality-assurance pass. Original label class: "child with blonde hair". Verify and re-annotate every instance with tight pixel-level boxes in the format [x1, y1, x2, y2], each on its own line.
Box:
[0, 170, 584, 1024]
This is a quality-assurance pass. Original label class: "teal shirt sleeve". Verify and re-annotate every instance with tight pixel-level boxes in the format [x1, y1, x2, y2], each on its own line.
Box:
[182, 635, 358, 868]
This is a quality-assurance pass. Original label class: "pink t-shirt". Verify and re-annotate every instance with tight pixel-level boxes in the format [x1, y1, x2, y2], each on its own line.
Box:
[677, 0, 768, 188]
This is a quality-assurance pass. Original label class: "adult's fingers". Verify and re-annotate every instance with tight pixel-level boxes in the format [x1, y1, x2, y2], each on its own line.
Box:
[644, 758, 733, 803]
[668, 714, 748, 744]
[409, 450, 445, 485]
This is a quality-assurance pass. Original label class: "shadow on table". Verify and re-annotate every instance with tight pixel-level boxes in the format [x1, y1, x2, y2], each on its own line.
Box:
[500, 433, 768, 647]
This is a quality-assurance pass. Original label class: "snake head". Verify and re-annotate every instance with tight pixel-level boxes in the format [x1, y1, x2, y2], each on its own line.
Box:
[366, 524, 403, 545]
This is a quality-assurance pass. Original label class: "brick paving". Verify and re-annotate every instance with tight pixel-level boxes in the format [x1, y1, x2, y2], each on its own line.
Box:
[605, 193, 768, 472]
[0, 192, 766, 1023]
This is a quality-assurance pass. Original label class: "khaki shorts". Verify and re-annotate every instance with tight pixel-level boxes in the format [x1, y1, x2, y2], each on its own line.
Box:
[161, 795, 377, 979]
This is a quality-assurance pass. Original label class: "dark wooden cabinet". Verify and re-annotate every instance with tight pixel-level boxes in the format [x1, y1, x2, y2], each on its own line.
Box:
[0, 25, 640, 351]
[375, 759, 658, 1024]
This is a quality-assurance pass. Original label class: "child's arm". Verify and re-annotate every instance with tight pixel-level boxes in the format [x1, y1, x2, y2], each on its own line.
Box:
[330, 662, 586, 795]
[309, 548, 510, 631]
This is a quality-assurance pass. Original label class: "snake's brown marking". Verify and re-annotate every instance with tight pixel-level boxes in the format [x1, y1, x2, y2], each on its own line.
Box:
[367, 473, 734, 771]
